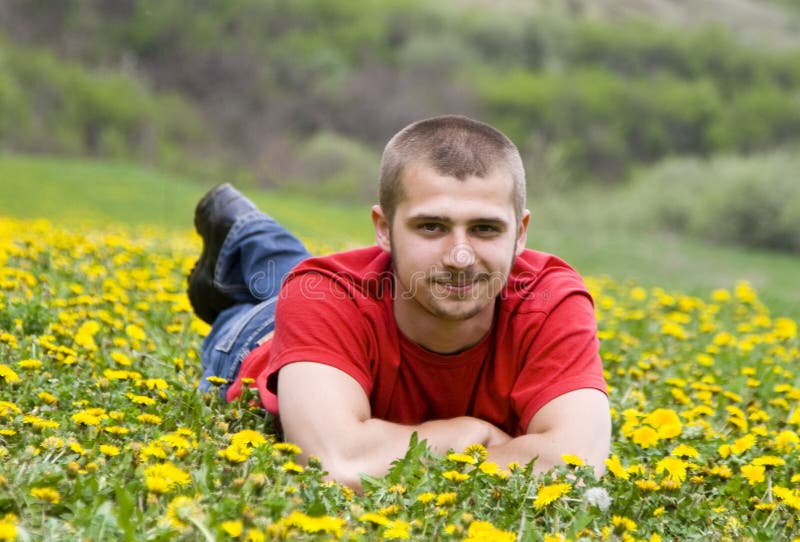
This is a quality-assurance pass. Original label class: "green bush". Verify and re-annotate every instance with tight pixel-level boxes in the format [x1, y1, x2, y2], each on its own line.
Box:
[0, 36, 206, 170]
[278, 131, 380, 202]
[624, 150, 800, 252]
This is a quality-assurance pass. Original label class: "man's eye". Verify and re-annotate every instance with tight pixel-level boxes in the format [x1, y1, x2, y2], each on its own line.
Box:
[473, 225, 499, 234]
[420, 223, 443, 233]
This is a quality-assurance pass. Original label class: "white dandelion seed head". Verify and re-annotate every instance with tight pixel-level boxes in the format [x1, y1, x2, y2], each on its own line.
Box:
[583, 487, 612, 512]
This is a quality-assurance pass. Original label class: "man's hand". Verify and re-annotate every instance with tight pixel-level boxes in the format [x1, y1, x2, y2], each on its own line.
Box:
[278, 362, 512, 489]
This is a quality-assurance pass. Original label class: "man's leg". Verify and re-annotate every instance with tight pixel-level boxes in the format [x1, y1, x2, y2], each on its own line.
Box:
[188, 184, 311, 394]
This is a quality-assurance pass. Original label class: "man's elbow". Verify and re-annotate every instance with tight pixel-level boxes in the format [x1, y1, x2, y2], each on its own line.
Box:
[312, 453, 366, 491]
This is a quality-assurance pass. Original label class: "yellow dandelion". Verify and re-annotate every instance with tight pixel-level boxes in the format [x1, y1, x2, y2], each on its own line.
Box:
[218, 444, 251, 463]
[0, 365, 20, 384]
[442, 470, 470, 482]
[359, 512, 392, 527]
[0, 513, 18, 541]
[561, 453, 585, 467]
[231, 429, 267, 448]
[125, 324, 146, 341]
[478, 461, 499, 476]
[436, 492, 457, 506]
[37, 391, 58, 404]
[533, 483, 571, 509]
[282, 461, 304, 473]
[30, 486, 60, 504]
[612, 515, 637, 532]
[655, 457, 688, 484]
[163, 495, 204, 531]
[143, 462, 192, 494]
[447, 452, 477, 465]
[752, 455, 785, 467]
[741, 464, 766, 485]
[282, 511, 345, 538]
[17, 359, 42, 370]
[220, 520, 243, 537]
[464, 520, 515, 542]
[137, 413, 163, 425]
[417, 492, 436, 504]
[631, 426, 659, 449]
[99, 444, 121, 457]
[670, 444, 699, 458]
[384, 519, 411, 540]
[635, 479, 659, 492]
[273, 442, 302, 455]
[464, 443, 488, 461]
[126, 393, 156, 406]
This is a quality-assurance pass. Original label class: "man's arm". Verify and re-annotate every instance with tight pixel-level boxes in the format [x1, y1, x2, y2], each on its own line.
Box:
[277, 362, 512, 490]
[486, 388, 611, 476]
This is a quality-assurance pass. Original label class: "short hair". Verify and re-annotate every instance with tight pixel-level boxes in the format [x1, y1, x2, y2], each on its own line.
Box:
[378, 115, 526, 228]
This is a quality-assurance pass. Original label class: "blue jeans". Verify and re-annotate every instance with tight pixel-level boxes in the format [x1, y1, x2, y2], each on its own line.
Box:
[198, 209, 311, 396]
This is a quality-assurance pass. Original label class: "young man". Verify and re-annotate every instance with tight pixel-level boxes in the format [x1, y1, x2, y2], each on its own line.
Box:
[189, 115, 610, 490]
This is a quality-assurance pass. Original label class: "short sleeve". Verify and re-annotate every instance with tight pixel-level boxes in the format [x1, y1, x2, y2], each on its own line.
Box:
[511, 292, 607, 432]
[265, 272, 375, 396]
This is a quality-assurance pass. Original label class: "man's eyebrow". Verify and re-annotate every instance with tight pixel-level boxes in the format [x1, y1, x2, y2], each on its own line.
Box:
[406, 214, 451, 224]
[406, 214, 508, 225]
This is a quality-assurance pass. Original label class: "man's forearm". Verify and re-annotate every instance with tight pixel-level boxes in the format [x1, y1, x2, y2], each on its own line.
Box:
[487, 432, 609, 477]
[309, 416, 510, 490]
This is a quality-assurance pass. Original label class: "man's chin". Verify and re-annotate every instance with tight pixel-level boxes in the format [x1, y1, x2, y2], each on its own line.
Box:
[425, 299, 489, 322]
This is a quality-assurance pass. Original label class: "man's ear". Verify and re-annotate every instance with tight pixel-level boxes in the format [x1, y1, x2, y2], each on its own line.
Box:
[371, 205, 392, 253]
[515, 209, 531, 256]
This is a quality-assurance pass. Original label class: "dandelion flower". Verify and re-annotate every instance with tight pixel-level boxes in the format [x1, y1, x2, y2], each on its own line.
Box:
[442, 470, 469, 482]
[533, 483, 571, 509]
[0, 365, 20, 384]
[282, 461, 304, 473]
[740, 464, 766, 485]
[464, 521, 515, 542]
[631, 426, 659, 448]
[447, 452, 477, 465]
[30, 487, 60, 504]
[464, 443, 488, 461]
[221, 520, 243, 537]
[282, 511, 345, 537]
[0, 514, 18, 541]
[560, 454, 585, 467]
[17, 359, 42, 370]
[273, 442, 302, 455]
[143, 462, 192, 494]
[99, 444, 121, 457]
[383, 519, 411, 539]
[655, 457, 688, 484]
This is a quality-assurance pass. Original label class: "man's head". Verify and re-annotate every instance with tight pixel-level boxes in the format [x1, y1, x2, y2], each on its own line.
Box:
[372, 116, 530, 348]
[378, 115, 526, 230]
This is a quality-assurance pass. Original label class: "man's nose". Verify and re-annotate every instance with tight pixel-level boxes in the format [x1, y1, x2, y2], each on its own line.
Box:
[442, 239, 475, 269]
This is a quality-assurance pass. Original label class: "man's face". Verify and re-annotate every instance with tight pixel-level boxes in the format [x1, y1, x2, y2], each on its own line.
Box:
[373, 162, 529, 325]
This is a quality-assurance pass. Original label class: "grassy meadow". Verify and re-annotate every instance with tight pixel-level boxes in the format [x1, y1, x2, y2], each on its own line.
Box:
[1, 154, 800, 540]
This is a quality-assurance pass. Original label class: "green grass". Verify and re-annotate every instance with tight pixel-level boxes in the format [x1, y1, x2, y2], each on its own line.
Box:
[2, 152, 798, 318]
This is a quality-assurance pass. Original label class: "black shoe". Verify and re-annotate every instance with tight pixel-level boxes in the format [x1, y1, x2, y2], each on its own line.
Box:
[188, 183, 259, 324]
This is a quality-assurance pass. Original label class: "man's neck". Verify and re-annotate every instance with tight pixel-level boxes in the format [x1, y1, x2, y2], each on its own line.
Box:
[393, 301, 496, 354]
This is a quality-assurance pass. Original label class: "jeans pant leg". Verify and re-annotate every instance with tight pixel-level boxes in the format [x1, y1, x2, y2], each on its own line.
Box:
[198, 211, 311, 395]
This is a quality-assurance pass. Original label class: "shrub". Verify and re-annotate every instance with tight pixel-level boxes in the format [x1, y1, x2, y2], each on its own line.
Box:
[624, 150, 800, 252]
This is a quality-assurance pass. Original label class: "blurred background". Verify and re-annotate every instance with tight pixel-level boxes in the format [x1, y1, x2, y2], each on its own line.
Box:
[0, 0, 798, 314]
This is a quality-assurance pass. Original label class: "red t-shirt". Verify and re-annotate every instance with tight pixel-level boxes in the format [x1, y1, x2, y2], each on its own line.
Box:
[226, 246, 606, 437]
